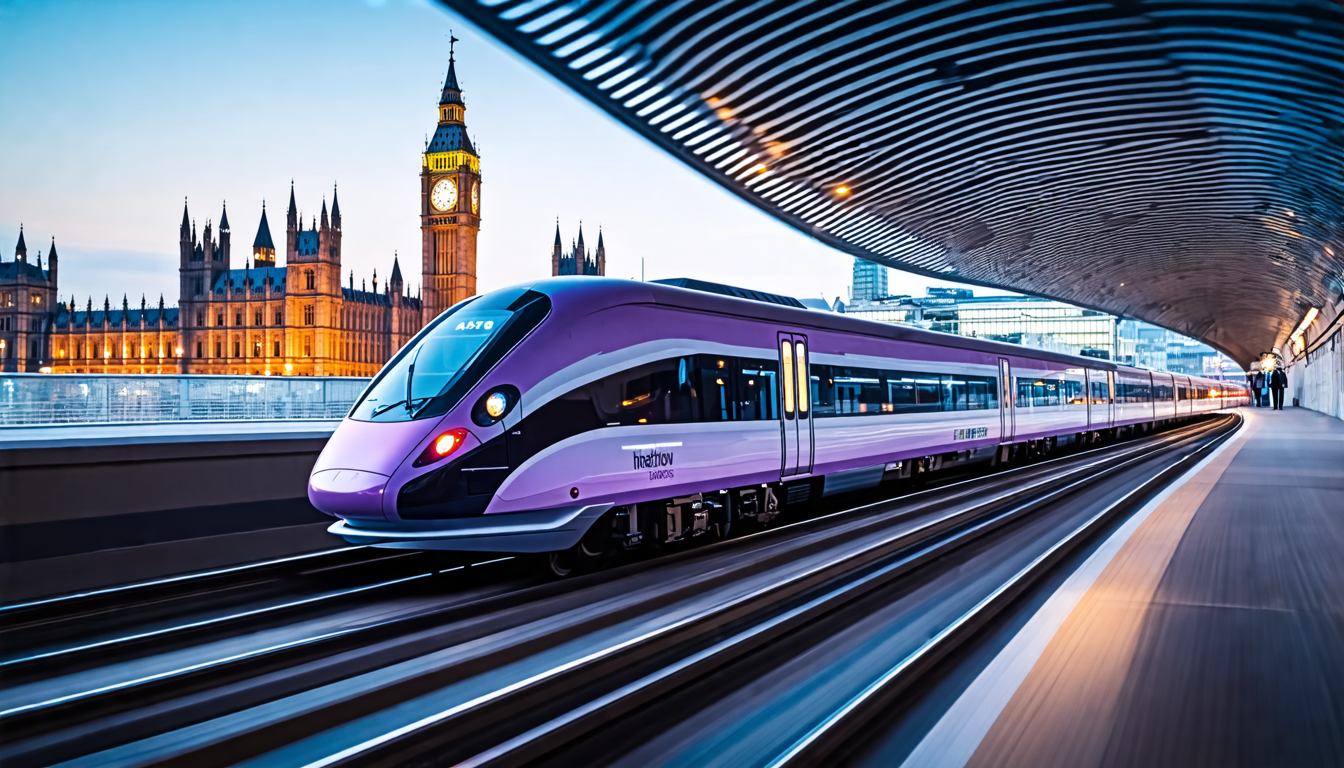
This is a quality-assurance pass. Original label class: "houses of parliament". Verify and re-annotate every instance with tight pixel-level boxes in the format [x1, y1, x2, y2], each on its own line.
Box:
[0, 47, 484, 376]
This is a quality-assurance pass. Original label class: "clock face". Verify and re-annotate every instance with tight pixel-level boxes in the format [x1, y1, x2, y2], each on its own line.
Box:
[431, 178, 458, 212]
[471, 181, 480, 215]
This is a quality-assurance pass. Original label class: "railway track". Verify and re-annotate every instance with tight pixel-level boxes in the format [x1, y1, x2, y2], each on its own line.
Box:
[0, 415, 1238, 767]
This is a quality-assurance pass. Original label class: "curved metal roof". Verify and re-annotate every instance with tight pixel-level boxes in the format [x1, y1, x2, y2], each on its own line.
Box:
[442, 0, 1344, 366]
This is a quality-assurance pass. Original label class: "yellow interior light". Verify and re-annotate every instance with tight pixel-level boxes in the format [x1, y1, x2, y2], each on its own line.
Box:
[621, 392, 651, 407]
[835, 186, 850, 196]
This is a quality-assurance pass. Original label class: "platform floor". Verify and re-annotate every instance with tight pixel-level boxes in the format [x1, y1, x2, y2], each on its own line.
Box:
[908, 407, 1344, 768]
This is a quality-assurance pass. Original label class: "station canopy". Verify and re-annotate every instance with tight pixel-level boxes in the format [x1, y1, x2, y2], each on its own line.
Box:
[444, 1, 1344, 367]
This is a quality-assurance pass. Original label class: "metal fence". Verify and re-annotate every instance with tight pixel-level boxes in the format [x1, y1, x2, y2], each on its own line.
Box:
[0, 374, 370, 426]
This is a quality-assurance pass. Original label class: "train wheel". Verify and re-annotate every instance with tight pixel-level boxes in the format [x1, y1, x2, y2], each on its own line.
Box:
[540, 513, 613, 578]
[541, 546, 581, 578]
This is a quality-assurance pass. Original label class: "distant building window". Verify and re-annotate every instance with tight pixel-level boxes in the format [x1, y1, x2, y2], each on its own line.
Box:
[303, 336, 312, 357]
[274, 310, 283, 325]
[235, 312, 243, 326]
[193, 278, 203, 295]
[233, 340, 241, 357]
[31, 294, 42, 305]
[305, 270, 315, 291]
[273, 340, 281, 357]
[253, 338, 262, 357]
[77, 342, 83, 359]
[304, 305, 314, 325]
[255, 311, 263, 326]
[196, 341, 202, 358]
[196, 311, 204, 327]
[216, 312, 224, 326]
[1, 291, 12, 307]
[215, 341, 222, 358]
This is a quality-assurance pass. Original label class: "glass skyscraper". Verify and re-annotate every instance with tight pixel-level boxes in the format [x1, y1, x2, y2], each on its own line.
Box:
[851, 258, 888, 303]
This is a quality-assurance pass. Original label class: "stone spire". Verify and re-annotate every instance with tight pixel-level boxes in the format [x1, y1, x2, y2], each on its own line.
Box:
[331, 183, 341, 230]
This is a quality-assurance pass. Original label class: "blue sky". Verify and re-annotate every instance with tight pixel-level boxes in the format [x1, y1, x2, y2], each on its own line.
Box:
[0, 0, 976, 307]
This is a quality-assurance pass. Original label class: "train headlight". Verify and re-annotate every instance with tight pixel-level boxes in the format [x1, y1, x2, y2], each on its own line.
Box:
[471, 385, 519, 427]
[413, 427, 473, 467]
[435, 431, 464, 456]
[485, 391, 508, 419]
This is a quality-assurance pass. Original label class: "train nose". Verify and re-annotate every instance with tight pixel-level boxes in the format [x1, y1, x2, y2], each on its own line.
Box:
[309, 469, 390, 521]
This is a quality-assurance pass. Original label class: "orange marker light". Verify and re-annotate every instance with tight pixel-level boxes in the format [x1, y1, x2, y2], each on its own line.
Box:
[835, 186, 850, 196]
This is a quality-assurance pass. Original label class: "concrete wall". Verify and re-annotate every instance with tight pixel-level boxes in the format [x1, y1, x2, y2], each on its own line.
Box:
[0, 421, 340, 601]
[1288, 326, 1343, 421]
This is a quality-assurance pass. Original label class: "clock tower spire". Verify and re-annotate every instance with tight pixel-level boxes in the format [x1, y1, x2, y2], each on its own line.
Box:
[421, 34, 481, 320]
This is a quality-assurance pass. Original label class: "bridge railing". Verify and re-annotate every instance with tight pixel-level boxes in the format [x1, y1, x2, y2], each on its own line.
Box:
[0, 374, 371, 426]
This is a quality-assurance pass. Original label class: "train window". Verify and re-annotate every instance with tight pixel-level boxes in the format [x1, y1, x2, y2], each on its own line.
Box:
[1091, 379, 1110, 403]
[780, 340, 795, 416]
[351, 290, 551, 422]
[888, 374, 941, 413]
[1017, 378, 1060, 408]
[811, 365, 995, 416]
[589, 357, 701, 426]
[1063, 380, 1085, 405]
[829, 367, 885, 414]
[941, 376, 969, 411]
[735, 359, 779, 421]
[970, 376, 998, 410]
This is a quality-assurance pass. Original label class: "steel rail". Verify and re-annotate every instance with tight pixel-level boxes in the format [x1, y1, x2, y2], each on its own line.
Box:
[763, 414, 1243, 767]
[0, 418, 1226, 761]
[301, 416, 1237, 768]
[0, 547, 365, 616]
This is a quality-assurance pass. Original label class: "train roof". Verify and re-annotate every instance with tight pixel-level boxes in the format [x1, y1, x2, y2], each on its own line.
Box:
[506, 277, 1229, 383]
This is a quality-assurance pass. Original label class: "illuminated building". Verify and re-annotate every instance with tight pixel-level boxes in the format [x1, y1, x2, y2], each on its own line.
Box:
[421, 37, 483, 319]
[10, 46, 483, 375]
[0, 227, 59, 372]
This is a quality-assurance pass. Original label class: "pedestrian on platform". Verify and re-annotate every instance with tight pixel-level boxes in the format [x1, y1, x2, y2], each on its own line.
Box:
[1250, 370, 1265, 407]
[1269, 366, 1288, 410]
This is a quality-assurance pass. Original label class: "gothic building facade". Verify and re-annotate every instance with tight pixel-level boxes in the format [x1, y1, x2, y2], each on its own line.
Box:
[0, 227, 60, 372]
[551, 222, 606, 276]
[2, 47, 482, 376]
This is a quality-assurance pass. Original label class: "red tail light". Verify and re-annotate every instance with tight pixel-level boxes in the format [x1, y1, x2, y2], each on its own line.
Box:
[414, 427, 472, 467]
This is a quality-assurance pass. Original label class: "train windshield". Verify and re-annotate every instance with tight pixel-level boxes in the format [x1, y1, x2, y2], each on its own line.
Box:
[349, 289, 551, 423]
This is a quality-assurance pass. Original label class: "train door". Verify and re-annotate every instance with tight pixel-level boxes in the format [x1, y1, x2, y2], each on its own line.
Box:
[1106, 371, 1117, 427]
[998, 358, 1015, 443]
[1085, 369, 1095, 427]
[778, 333, 814, 477]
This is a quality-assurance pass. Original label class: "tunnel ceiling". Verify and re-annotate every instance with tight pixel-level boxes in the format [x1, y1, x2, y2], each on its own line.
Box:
[444, 0, 1344, 366]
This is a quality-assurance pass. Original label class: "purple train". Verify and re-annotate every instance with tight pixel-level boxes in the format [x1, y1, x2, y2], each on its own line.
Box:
[309, 278, 1247, 574]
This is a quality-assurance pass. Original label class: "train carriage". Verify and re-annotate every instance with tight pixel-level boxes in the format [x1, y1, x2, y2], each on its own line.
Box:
[310, 277, 1247, 573]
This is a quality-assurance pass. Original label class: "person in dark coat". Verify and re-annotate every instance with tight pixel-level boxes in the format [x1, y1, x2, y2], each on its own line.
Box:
[1269, 367, 1288, 410]
[1251, 370, 1265, 407]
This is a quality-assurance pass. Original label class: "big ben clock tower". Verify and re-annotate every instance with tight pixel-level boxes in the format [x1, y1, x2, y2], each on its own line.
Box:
[422, 37, 481, 320]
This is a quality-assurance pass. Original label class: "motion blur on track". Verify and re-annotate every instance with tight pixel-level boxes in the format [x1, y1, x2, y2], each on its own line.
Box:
[309, 277, 1247, 574]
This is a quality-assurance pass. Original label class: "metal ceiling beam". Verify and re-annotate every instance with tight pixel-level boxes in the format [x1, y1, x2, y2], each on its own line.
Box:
[442, 0, 1344, 367]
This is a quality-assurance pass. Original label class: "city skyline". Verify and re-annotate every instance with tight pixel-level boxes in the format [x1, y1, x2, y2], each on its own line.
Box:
[1, 0, 984, 312]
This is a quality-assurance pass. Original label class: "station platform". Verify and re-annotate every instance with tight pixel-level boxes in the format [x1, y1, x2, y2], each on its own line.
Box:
[906, 406, 1344, 767]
